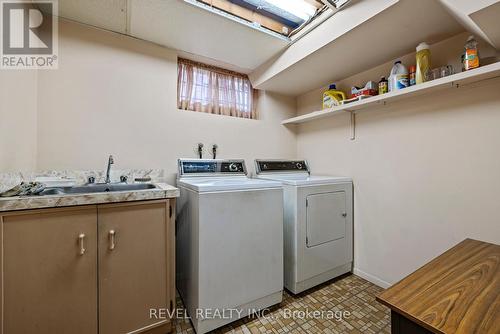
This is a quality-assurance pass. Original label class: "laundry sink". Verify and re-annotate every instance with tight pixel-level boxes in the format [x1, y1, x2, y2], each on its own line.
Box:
[38, 183, 157, 196]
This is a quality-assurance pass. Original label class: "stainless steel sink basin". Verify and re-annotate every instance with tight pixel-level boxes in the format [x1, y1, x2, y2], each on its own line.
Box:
[38, 183, 157, 196]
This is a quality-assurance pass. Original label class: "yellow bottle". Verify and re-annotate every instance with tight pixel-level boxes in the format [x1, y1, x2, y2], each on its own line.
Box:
[322, 84, 346, 109]
[416, 42, 431, 84]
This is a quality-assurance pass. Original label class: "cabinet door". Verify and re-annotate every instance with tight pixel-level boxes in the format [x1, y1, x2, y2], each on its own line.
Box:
[1, 206, 98, 334]
[98, 200, 171, 334]
[306, 191, 346, 247]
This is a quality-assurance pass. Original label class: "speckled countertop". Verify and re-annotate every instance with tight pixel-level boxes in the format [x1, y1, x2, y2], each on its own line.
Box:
[0, 183, 179, 212]
[0, 169, 179, 212]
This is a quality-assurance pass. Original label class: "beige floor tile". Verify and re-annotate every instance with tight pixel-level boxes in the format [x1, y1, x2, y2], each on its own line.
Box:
[172, 274, 390, 334]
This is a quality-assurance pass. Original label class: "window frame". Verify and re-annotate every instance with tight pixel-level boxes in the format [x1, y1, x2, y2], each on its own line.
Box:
[177, 58, 258, 120]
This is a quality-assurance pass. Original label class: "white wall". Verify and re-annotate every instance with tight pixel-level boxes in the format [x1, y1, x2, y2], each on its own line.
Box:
[295, 34, 500, 287]
[33, 20, 296, 181]
[0, 70, 38, 171]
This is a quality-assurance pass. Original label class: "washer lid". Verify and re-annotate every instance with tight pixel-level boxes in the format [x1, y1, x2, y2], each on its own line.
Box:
[178, 176, 282, 192]
[256, 174, 352, 186]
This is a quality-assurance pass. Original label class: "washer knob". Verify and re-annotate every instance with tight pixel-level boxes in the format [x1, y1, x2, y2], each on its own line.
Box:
[229, 163, 238, 172]
[296, 162, 303, 169]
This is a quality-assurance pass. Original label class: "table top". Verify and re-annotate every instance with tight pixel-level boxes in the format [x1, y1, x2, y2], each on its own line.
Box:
[377, 238, 500, 334]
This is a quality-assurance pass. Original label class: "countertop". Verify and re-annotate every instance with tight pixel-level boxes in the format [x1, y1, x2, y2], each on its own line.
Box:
[0, 183, 179, 212]
[376, 238, 500, 334]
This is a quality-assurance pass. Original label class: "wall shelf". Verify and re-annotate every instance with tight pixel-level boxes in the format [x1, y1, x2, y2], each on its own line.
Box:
[282, 62, 500, 125]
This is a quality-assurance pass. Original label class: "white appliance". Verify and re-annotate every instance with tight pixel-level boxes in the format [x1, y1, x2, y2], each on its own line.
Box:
[255, 160, 353, 294]
[176, 159, 283, 334]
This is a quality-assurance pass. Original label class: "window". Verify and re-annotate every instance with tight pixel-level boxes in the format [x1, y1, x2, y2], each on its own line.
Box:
[177, 58, 257, 119]
[189, 0, 325, 37]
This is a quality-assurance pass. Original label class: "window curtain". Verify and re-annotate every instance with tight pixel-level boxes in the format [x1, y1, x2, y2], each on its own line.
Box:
[177, 58, 257, 119]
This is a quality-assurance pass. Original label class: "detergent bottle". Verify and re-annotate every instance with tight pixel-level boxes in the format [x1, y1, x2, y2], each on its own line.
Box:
[322, 84, 346, 109]
[416, 42, 431, 84]
[388, 61, 409, 91]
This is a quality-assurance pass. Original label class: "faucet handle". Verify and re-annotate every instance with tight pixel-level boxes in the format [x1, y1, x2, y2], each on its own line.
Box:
[120, 175, 128, 183]
[87, 176, 96, 184]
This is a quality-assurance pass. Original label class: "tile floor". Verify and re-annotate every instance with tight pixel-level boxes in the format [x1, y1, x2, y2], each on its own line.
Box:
[173, 274, 390, 334]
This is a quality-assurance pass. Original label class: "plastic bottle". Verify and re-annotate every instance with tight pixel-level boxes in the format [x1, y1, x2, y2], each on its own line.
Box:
[464, 35, 479, 71]
[409, 65, 416, 86]
[322, 84, 346, 109]
[378, 77, 388, 95]
[388, 61, 409, 92]
[416, 42, 431, 84]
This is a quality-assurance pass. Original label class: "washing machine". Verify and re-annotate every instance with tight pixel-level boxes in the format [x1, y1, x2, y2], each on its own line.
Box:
[255, 160, 353, 294]
[176, 159, 283, 334]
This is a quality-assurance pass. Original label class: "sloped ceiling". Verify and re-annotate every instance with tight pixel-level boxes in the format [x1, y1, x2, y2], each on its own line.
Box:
[439, 0, 500, 49]
[250, 0, 465, 95]
[55, 0, 290, 73]
[58, 0, 128, 33]
[470, 2, 500, 49]
[54, 0, 498, 96]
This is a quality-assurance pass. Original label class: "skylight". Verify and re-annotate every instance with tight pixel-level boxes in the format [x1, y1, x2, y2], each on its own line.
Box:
[191, 0, 326, 37]
[246, 0, 318, 24]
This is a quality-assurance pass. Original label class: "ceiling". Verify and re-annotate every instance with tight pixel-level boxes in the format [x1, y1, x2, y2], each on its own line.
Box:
[470, 1, 500, 49]
[56, 0, 127, 33]
[56, 0, 291, 73]
[250, 0, 466, 95]
[53, 0, 498, 96]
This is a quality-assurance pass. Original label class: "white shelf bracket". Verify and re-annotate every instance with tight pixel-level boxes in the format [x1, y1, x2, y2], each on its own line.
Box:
[349, 111, 356, 140]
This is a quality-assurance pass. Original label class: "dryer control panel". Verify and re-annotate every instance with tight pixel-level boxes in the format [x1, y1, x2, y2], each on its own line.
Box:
[255, 160, 309, 174]
[178, 159, 247, 176]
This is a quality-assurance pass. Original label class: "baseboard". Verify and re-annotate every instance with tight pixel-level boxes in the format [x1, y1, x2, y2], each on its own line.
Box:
[353, 268, 392, 289]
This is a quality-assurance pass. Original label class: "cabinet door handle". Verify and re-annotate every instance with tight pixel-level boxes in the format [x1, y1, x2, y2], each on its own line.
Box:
[109, 230, 116, 250]
[78, 233, 86, 255]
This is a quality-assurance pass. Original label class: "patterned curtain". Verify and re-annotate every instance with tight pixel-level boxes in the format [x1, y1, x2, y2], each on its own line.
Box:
[177, 58, 257, 119]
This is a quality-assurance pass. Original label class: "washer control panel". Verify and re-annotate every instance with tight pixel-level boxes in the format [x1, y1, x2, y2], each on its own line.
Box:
[255, 160, 309, 174]
[179, 159, 246, 176]
[224, 162, 244, 173]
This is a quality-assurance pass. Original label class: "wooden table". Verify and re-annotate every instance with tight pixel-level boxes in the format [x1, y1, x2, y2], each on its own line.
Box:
[376, 238, 500, 334]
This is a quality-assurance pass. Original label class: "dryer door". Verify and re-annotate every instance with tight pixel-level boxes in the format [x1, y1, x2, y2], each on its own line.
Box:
[306, 191, 346, 248]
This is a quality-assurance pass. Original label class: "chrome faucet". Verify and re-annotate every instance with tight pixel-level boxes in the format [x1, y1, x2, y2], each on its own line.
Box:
[105, 155, 114, 184]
